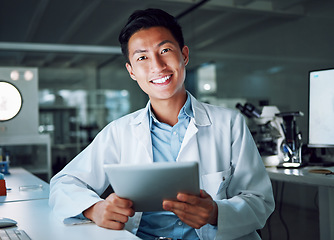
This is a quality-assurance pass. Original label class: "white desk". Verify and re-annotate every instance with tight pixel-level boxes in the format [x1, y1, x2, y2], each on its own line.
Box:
[0, 168, 49, 203]
[0, 199, 141, 240]
[0, 168, 140, 239]
[267, 166, 334, 240]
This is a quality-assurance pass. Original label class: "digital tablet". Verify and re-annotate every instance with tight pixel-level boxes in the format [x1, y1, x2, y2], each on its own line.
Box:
[104, 161, 200, 212]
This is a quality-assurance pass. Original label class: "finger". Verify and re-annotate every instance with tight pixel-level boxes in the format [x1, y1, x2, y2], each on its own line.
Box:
[117, 197, 133, 208]
[98, 218, 126, 230]
[163, 199, 191, 212]
[118, 207, 135, 218]
[176, 192, 212, 210]
[106, 193, 133, 208]
[107, 211, 131, 224]
[163, 200, 208, 219]
[95, 205, 131, 230]
[171, 208, 207, 229]
[200, 189, 211, 198]
[177, 193, 199, 205]
[105, 202, 135, 218]
[105, 194, 135, 217]
[163, 197, 217, 228]
[108, 221, 125, 230]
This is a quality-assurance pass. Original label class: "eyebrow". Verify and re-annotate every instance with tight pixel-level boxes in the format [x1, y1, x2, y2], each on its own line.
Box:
[131, 40, 175, 57]
[132, 49, 147, 56]
[158, 40, 174, 47]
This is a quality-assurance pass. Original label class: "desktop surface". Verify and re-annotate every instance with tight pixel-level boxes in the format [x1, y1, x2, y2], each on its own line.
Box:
[266, 165, 334, 187]
[0, 168, 141, 239]
[0, 199, 140, 240]
[0, 168, 49, 203]
[266, 165, 334, 240]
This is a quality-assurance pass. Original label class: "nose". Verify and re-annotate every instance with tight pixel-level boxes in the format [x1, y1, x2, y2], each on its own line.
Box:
[150, 54, 166, 72]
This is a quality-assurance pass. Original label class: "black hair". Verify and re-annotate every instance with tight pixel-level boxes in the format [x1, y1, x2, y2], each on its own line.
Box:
[118, 8, 184, 63]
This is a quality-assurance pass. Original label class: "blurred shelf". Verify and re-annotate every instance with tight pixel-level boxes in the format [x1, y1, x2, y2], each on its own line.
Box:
[0, 134, 51, 181]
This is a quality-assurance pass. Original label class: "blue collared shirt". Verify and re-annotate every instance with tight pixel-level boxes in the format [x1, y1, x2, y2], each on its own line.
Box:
[136, 95, 200, 240]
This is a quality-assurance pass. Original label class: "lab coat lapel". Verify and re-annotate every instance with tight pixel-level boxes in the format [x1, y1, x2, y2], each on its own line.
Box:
[177, 94, 212, 163]
[131, 104, 154, 163]
[177, 118, 200, 163]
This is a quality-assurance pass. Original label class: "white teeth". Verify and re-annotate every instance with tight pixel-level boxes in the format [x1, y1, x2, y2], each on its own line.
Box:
[152, 75, 171, 84]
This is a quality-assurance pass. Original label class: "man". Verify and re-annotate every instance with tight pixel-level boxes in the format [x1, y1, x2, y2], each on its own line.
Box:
[49, 8, 274, 240]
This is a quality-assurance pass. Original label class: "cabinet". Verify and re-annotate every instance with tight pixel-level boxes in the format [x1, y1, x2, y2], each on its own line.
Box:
[39, 106, 81, 175]
[37, 89, 131, 175]
[0, 134, 51, 181]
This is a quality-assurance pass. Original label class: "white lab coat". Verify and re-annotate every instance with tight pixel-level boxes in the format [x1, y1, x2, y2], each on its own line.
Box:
[49, 94, 275, 240]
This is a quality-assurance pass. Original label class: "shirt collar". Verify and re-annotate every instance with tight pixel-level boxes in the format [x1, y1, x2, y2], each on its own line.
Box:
[180, 93, 193, 119]
[130, 91, 211, 127]
[148, 93, 193, 129]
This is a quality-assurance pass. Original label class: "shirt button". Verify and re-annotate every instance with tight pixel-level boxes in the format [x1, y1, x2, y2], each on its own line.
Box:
[173, 131, 177, 135]
[178, 221, 183, 226]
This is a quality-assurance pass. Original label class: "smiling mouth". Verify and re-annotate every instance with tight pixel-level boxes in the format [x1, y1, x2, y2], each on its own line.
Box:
[151, 75, 171, 84]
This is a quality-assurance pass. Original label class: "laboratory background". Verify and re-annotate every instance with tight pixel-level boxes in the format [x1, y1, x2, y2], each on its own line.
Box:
[0, 0, 334, 240]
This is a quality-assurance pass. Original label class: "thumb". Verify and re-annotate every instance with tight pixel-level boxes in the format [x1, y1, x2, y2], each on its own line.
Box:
[200, 189, 211, 198]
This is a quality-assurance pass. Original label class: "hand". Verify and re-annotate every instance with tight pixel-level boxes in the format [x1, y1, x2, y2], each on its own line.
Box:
[162, 190, 218, 229]
[83, 193, 135, 230]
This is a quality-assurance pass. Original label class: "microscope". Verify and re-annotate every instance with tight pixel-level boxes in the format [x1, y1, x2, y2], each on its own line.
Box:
[275, 111, 304, 168]
[236, 103, 284, 167]
[236, 103, 304, 168]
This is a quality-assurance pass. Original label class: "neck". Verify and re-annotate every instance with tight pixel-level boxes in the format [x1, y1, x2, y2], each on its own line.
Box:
[150, 92, 187, 126]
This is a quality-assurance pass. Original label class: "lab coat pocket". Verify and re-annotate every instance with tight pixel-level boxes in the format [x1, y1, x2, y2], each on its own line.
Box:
[201, 168, 232, 200]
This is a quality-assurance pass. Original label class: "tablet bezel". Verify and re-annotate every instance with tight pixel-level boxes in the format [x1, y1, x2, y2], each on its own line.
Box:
[104, 161, 200, 212]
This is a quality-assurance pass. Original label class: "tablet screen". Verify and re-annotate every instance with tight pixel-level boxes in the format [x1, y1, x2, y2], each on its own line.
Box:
[104, 161, 200, 212]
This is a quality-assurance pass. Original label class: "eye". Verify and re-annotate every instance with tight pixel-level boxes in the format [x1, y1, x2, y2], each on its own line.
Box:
[161, 48, 171, 54]
[137, 56, 147, 61]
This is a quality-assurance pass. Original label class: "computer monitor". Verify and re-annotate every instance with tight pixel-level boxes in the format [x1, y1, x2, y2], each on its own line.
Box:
[308, 68, 334, 165]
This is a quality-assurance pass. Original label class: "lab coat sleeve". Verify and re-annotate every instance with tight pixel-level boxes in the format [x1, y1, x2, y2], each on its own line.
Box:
[49, 123, 120, 223]
[201, 113, 275, 240]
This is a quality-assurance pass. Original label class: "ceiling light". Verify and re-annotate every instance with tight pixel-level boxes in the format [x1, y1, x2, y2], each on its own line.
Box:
[203, 83, 211, 91]
[10, 70, 19, 81]
[24, 70, 34, 81]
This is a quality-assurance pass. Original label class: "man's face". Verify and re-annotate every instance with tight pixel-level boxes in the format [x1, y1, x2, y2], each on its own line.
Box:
[126, 26, 189, 103]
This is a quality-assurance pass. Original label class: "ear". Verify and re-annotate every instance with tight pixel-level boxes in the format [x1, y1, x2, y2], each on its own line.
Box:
[126, 62, 136, 81]
[182, 45, 189, 66]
